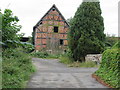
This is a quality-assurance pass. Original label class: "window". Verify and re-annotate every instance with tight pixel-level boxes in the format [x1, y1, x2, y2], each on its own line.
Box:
[60, 39, 63, 45]
[40, 22, 42, 25]
[40, 20, 42, 25]
[54, 26, 58, 33]
[52, 8, 55, 11]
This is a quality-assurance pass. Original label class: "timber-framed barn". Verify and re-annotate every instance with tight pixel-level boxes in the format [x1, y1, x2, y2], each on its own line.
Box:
[33, 4, 69, 54]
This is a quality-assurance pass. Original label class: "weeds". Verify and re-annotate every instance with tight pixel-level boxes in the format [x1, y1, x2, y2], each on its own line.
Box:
[59, 55, 98, 67]
[30, 51, 61, 59]
[2, 48, 36, 88]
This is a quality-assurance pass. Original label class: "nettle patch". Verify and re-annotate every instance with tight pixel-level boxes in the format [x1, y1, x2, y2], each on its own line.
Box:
[95, 42, 120, 88]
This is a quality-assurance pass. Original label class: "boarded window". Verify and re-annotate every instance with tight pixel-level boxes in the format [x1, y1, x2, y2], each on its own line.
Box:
[60, 39, 63, 45]
[54, 26, 58, 33]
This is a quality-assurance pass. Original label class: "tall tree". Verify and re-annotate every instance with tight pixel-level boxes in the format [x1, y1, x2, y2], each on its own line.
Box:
[2, 9, 21, 42]
[68, 0, 105, 62]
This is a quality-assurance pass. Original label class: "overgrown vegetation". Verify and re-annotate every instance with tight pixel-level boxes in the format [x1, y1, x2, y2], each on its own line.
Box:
[68, 1, 105, 62]
[59, 54, 97, 67]
[2, 48, 35, 88]
[30, 51, 60, 59]
[1, 9, 35, 88]
[94, 41, 120, 88]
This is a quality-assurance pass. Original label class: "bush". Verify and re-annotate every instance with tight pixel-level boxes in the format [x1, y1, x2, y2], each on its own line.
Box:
[94, 43, 120, 88]
[112, 41, 120, 49]
[30, 51, 61, 59]
[2, 48, 35, 88]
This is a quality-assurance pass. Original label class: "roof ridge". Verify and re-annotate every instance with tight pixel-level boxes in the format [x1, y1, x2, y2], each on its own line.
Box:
[34, 4, 69, 30]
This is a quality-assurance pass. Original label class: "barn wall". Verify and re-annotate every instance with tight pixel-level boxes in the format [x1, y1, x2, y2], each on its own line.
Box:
[35, 8, 69, 54]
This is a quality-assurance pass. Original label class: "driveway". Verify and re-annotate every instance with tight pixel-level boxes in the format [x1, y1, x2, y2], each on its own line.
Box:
[27, 58, 107, 88]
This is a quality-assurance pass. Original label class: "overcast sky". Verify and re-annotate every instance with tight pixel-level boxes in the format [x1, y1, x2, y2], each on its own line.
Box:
[0, 0, 119, 37]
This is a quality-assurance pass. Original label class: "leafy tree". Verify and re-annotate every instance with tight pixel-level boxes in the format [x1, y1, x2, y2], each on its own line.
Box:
[68, 0, 105, 62]
[2, 9, 21, 43]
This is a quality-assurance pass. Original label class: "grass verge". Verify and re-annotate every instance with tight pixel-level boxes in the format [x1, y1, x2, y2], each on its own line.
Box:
[59, 56, 98, 67]
[30, 51, 98, 67]
[2, 48, 36, 88]
[30, 51, 60, 59]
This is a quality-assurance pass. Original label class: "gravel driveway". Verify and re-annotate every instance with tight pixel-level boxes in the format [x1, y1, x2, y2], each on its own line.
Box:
[27, 58, 107, 88]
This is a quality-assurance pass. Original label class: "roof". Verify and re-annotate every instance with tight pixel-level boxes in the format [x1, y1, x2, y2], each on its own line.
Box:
[33, 4, 69, 30]
[20, 37, 29, 42]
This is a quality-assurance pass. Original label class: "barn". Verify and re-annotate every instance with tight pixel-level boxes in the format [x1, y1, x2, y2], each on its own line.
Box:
[33, 4, 69, 54]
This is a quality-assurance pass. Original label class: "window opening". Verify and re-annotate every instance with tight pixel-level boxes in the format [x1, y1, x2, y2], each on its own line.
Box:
[54, 26, 58, 33]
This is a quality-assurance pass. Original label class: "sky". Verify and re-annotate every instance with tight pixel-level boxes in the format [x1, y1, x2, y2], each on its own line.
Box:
[0, 0, 119, 37]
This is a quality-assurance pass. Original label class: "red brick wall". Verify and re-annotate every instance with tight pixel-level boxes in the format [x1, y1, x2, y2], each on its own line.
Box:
[35, 8, 69, 51]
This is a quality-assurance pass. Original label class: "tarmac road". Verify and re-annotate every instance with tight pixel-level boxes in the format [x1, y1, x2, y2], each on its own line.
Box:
[27, 58, 107, 88]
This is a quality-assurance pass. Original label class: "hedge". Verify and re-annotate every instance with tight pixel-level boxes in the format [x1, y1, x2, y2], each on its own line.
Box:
[95, 41, 120, 88]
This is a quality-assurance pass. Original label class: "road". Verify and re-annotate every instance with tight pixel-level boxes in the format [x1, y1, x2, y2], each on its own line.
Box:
[27, 58, 107, 88]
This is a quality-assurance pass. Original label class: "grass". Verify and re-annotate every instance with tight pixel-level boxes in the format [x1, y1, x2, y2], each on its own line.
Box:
[2, 48, 36, 88]
[31, 51, 98, 67]
[30, 52, 98, 67]
[59, 55, 98, 67]
[30, 51, 61, 59]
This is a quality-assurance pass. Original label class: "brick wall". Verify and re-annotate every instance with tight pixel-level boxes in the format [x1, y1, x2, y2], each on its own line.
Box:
[34, 7, 69, 53]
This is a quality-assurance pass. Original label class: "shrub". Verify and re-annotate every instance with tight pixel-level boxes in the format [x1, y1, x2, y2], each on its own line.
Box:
[112, 41, 120, 49]
[59, 55, 97, 67]
[2, 48, 35, 88]
[95, 42, 120, 88]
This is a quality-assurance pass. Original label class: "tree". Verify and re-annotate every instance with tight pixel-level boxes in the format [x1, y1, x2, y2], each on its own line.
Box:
[2, 9, 21, 42]
[68, 0, 105, 62]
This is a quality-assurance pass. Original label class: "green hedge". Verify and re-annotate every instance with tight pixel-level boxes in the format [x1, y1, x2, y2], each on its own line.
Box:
[95, 42, 120, 88]
[2, 48, 35, 88]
